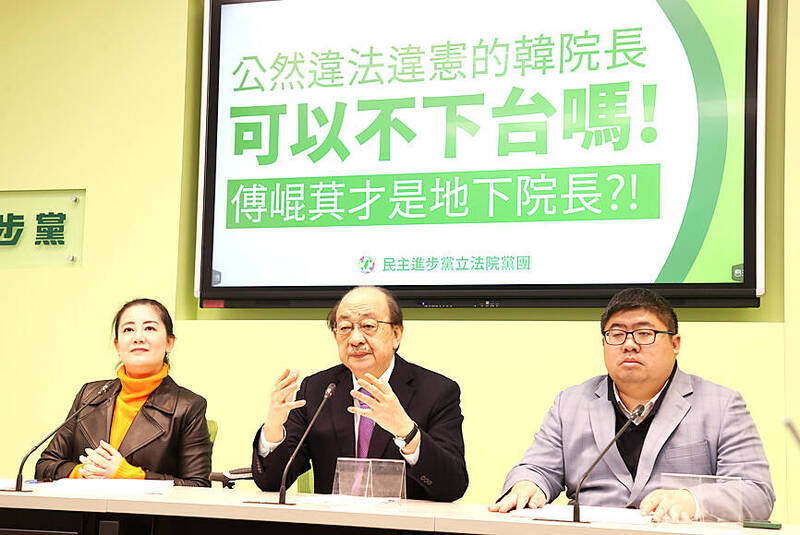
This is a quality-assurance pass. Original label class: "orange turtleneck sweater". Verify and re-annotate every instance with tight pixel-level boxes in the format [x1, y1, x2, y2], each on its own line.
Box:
[69, 363, 168, 479]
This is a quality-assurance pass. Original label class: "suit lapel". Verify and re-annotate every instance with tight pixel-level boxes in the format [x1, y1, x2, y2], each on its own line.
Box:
[368, 355, 415, 458]
[588, 377, 633, 491]
[77, 381, 119, 447]
[330, 366, 357, 457]
[117, 377, 177, 457]
[629, 369, 692, 500]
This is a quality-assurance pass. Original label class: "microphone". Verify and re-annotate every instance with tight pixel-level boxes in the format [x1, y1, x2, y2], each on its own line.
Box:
[278, 382, 336, 505]
[785, 418, 800, 448]
[573, 404, 645, 523]
[10, 380, 115, 492]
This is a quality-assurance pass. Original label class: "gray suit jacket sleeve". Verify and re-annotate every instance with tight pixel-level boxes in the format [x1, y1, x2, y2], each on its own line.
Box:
[692, 390, 775, 521]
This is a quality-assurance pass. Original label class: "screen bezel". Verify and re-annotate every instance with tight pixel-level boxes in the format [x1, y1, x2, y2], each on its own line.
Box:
[198, 0, 761, 309]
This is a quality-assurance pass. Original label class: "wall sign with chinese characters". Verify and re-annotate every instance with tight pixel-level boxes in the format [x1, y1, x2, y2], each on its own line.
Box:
[0, 189, 85, 269]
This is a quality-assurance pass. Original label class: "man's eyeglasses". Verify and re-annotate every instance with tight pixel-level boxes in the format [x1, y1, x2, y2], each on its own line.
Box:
[603, 328, 675, 346]
[334, 319, 393, 338]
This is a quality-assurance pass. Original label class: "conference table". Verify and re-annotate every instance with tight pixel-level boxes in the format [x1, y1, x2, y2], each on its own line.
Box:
[0, 485, 792, 535]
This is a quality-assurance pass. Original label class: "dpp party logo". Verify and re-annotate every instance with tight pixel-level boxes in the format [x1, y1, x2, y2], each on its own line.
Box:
[358, 256, 375, 274]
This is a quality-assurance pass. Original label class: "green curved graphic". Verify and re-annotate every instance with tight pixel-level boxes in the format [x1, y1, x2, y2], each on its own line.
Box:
[655, 0, 728, 283]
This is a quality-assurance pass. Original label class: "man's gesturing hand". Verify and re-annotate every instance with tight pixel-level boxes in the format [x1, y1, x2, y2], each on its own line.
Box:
[263, 368, 306, 443]
[348, 373, 414, 437]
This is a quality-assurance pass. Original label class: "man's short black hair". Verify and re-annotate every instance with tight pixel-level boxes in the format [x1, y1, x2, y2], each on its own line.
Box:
[600, 288, 678, 333]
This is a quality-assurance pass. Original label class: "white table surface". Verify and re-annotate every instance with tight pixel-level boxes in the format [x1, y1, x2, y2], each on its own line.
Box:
[0, 486, 793, 535]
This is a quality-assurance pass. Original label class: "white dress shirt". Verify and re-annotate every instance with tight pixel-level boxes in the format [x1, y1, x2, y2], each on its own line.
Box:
[612, 378, 670, 425]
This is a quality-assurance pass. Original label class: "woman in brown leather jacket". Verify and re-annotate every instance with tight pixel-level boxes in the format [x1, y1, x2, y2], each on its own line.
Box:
[35, 299, 212, 486]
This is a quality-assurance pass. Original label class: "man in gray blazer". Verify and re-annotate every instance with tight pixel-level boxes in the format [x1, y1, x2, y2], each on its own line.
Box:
[491, 288, 774, 522]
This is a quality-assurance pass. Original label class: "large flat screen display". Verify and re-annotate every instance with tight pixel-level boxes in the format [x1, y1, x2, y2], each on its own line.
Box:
[197, 0, 764, 307]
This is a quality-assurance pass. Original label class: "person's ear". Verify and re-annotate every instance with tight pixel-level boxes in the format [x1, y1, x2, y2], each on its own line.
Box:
[392, 325, 404, 350]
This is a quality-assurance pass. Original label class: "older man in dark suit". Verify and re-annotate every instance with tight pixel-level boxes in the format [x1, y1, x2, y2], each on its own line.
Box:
[251, 286, 468, 501]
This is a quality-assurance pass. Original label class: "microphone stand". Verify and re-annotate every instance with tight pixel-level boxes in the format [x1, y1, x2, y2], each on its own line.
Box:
[573, 404, 644, 523]
[785, 418, 800, 447]
[278, 383, 336, 505]
[6, 381, 115, 492]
